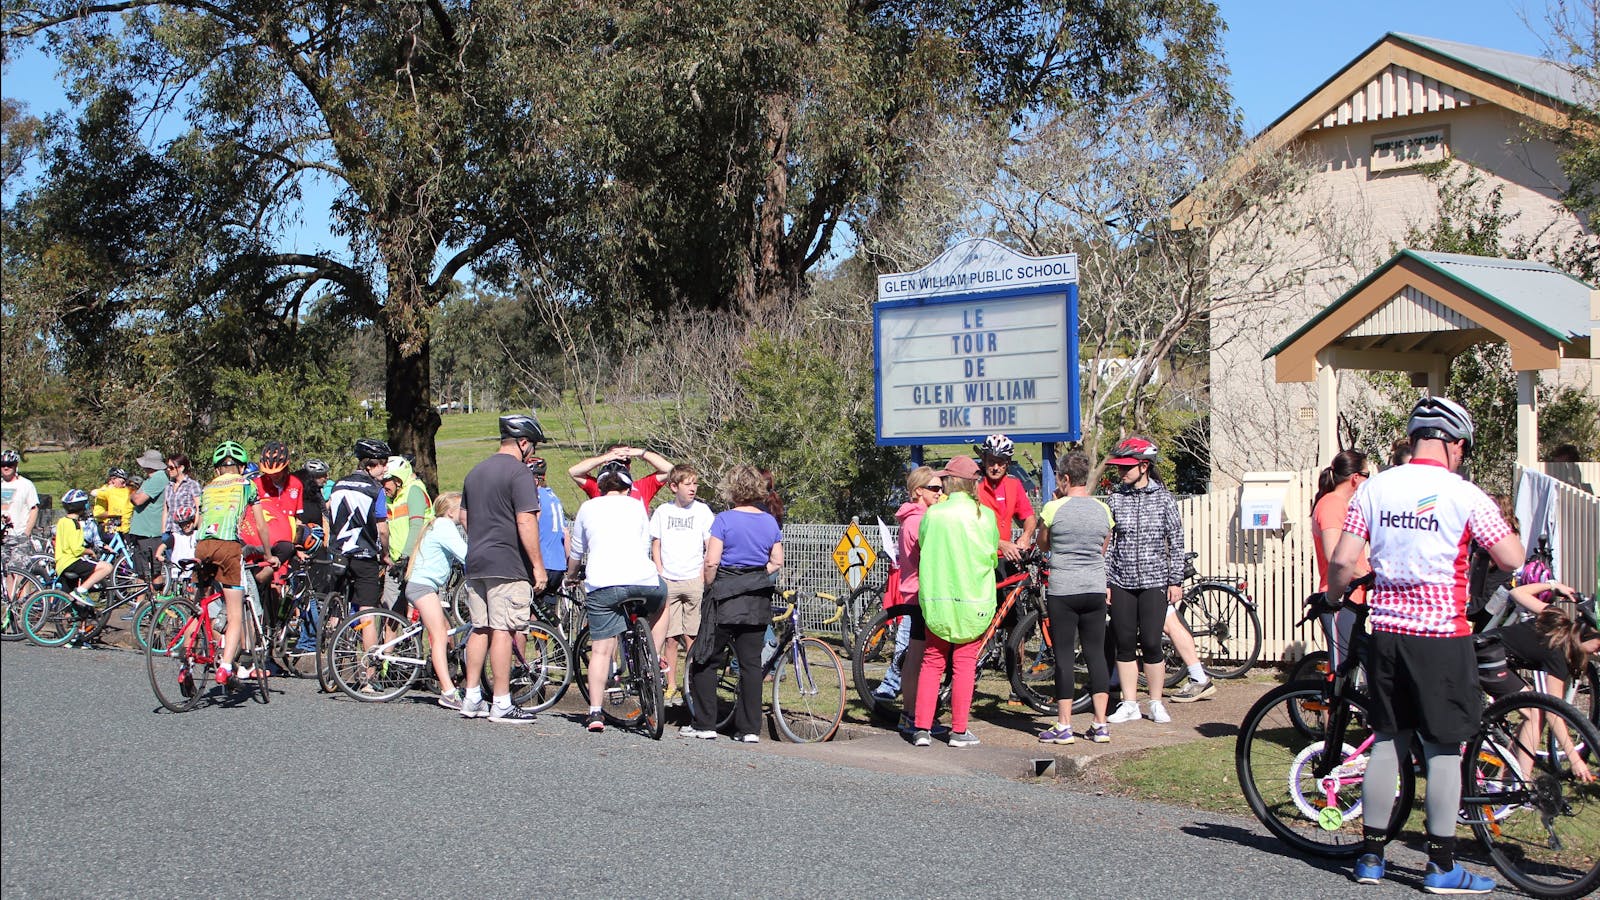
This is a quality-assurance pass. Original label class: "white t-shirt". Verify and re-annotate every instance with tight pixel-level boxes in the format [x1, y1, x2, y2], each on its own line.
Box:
[2, 474, 39, 533]
[649, 499, 714, 581]
[1343, 458, 1513, 637]
[570, 494, 659, 591]
[168, 530, 198, 566]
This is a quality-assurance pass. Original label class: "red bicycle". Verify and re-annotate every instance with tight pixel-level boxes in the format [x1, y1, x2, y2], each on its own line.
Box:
[145, 560, 273, 711]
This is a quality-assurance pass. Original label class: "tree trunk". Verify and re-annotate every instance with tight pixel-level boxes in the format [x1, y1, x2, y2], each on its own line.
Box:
[383, 279, 442, 492]
[746, 91, 795, 315]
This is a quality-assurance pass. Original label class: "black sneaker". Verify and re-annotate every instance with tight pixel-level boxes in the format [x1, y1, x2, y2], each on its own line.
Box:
[585, 711, 605, 733]
[488, 704, 538, 725]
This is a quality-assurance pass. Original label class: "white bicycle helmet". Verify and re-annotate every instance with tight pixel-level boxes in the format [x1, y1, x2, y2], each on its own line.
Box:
[978, 434, 1015, 459]
[1407, 395, 1475, 453]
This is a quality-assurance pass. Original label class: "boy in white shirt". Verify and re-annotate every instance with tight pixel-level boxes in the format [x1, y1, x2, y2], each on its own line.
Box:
[649, 464, 714, 705]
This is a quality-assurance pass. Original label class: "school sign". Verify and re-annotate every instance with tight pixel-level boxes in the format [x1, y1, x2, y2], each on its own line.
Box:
[873, 239, 1080, 446]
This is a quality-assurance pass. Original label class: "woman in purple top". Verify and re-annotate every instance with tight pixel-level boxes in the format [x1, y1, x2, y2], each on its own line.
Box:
[684, 464, 783, 742]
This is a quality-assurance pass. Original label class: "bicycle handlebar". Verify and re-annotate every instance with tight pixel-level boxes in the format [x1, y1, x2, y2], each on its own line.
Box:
[1298, 572, 1376, 626]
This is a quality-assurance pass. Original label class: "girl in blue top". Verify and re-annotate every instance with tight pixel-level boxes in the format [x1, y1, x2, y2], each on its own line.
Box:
[403, 492, 468, 710]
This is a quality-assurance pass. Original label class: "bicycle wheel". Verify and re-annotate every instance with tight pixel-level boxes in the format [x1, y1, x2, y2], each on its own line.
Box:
[237, 607, 271, 703]
[833, 586, 883, 658]
[2, 572, 44, 641]
[1236, 682, 1413, 858]
[1464, 691, 1600, 899]
[631, 618, 665, 740]
[1182, 584, 1263, 679]
[511, 620, 574, 713]
[327, 608, 422, 702]
[683, 655, 741, 731]
[773, 636, 846, 743]
[146, 602, 210, 713]
[852, 604, 913, 722]
[572, 626, 592, 702]
[1006, 609, 1089, 716]
[142, 598, 195, 657]
[22, 590, 81, 647]
[316, 591, 349, 694]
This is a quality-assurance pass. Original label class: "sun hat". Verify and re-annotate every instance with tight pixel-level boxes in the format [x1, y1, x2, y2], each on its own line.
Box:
[937, 456, 981, 480]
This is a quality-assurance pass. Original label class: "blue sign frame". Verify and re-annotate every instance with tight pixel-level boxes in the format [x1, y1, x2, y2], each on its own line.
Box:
[873, 283, 1081, 447]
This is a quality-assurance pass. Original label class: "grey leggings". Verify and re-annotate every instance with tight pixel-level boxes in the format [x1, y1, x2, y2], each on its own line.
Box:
[1362, 732, 1462, 840]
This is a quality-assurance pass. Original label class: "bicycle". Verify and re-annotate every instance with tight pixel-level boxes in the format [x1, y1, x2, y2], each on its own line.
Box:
[324, 603, 573, 711]
[20, 559, 190, 651]
[814, 573, 887, 659]
[851, 549, 1047, 723]
[1, 521, 49, 641]
[685, 590, 848, 742]
[145, 560, 275, 711]
[571, 595, 665, 739]
[1236, 579, 1600, 899]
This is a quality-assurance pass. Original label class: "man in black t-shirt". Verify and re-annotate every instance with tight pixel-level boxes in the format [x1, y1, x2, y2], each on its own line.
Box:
[457, 413, 548, 724]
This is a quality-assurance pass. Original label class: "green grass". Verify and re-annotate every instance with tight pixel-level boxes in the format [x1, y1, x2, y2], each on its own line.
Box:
[1110, 737, 1256, 817]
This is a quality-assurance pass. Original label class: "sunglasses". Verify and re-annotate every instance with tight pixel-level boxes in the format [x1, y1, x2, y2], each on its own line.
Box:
[922, 484, 943, 493]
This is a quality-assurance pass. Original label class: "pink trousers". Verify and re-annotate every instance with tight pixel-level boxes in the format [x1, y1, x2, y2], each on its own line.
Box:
[914, 632, 981, 733]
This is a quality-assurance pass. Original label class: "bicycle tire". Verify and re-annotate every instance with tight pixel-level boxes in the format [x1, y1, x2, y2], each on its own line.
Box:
[572, 626, 592, 702]
[631, 618, 665, 740]
[834, 584, 883, 659]
[146, 600, 208, 713]
[142, 597, 194, 658]
[511, 620, 574, 713]
[2, 571, 44, 641]
[1464, 691, 1600, 899]
[1180, 583, 1262, 679]
[239, 605, 271, 703]
[851, 604, 914, 722]
[773, 636, 846, 743]
[22, 590, 81, 647]
[683, 653, 741, 732]
[1236, 681, 1413, 858]
[1006, 609, 1097, 716]
[593, 627, 645, 728]
[328, 608, 424, 702]
[316, 591, 349, 693]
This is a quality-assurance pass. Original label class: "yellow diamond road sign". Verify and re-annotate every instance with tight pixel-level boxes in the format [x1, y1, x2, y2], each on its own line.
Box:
[832, 522, 877, 586]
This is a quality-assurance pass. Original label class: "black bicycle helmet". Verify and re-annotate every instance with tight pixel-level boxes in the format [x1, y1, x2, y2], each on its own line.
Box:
[260, 441, 290, 474]
[526, 456, 548, 476]
[107, 467, 129, 481]
[1407, 395, 1475, 453]
[0, 449, 20, 466]
[353, 437, 393, 460]
[303, 458, 329, 477]
[499, 413, 545, 443]
[597, 459, 633, 487]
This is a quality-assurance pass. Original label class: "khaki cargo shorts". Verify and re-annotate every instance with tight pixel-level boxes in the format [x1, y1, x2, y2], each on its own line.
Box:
[663, 576, 705, 639]
[464, 577, 533, 631]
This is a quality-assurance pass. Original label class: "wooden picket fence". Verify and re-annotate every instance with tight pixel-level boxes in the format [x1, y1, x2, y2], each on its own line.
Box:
[1176, 469, 1322, 667]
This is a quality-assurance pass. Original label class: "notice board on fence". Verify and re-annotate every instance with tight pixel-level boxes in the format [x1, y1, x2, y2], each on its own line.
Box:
[873, 239, 1080, 446]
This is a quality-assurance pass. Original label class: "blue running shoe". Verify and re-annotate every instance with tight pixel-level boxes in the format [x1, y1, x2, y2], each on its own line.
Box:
[1352, 854, 1385, 885]
[1421, 863, 1493, 894]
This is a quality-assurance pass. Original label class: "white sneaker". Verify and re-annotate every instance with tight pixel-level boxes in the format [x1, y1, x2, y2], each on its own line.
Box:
[1107, 700, 1142, 724]
[1148, 700, 1172, 724]
[459, 696, 490, 719]
[678, 725, 718, 739]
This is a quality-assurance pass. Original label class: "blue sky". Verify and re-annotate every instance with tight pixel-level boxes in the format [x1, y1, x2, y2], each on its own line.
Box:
[1, 0, 1557, 259]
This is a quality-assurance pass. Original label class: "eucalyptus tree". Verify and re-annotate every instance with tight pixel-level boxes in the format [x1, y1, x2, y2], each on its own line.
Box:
[4, 1, 573, 484]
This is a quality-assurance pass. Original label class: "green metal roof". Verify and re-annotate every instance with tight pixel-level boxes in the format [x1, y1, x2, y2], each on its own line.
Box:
[1265, 249, 1595, 360]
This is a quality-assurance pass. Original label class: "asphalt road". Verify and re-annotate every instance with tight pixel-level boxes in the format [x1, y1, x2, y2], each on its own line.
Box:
[1, 643, 1486, 898]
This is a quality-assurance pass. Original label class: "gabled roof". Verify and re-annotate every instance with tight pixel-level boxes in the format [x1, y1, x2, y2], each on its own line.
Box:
[1173, 33, 1586, 226]
[1268, 250, 1594, 361]
[1393, 34, 1587, 108]
[1265, 249, 1596, 382]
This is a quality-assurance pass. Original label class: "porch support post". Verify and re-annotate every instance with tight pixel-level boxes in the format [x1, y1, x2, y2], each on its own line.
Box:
[1316, 350, 1339, 464]
[1516, 369, 1539, 467]
[1426, 359, 1449, 396]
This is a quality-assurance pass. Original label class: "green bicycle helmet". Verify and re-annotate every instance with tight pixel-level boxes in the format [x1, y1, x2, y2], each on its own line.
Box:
[212, 440, 249, 466]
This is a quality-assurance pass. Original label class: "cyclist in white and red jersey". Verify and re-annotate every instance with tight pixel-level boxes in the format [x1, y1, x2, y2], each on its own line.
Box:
[1326, 395, 1523, 895]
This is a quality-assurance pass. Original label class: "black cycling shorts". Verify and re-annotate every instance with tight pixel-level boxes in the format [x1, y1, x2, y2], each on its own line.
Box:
[60, 559, 97, 590]
[1367, 630, 1482, 744]
[346, 557, 383, 610]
